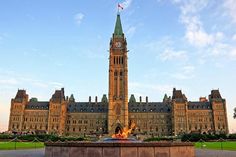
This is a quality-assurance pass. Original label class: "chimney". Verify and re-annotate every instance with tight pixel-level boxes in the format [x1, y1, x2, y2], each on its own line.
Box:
[95, 96, 98, 103]
[89, 96, 91, 103]
[146, 96, 148, 103]
[139, 96, 142, 102]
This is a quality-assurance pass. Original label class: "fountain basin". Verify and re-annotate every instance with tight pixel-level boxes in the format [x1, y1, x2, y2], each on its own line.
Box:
[45, 141, 195, 157]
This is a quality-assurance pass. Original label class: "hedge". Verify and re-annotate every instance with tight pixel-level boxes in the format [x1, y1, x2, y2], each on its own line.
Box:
[0, 134, 85, 142]
[181, 133, 229, 142]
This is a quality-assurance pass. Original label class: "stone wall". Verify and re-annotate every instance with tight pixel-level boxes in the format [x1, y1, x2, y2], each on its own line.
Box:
[45, 142, 195, 157]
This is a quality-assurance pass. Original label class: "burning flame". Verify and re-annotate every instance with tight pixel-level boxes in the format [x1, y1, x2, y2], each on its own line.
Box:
[112, 122, 135, 139]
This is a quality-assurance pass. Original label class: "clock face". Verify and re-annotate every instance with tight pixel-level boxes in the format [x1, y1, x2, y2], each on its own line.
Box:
[115, 42, 122, 48]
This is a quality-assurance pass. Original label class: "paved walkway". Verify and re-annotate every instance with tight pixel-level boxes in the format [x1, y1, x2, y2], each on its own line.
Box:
[195, 149, 236, 157]
[0, 148, 44, 157]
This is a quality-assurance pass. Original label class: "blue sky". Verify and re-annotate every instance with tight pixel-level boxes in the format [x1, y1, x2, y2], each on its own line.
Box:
[0, 0, 236, 132]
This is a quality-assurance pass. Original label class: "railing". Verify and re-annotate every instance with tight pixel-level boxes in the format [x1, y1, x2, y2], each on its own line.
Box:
[0, 137, 44, 150]
[195, 138, 236, 151]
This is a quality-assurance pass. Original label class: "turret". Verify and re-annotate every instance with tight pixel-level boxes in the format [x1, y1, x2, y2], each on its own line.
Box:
[48, 88, 67, 135]
[69, 94, 75, 102]
[171, 88, 188, 135]
[101, 94, 108, 103]
[8, 89, 28, 132]
[129, 94, 136, 103]
[209, 89, 228, 134]
[50, 88, 65, 103]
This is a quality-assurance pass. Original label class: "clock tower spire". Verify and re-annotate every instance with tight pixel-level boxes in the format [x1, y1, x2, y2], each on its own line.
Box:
[114, 13, 123, 37]
[108, 13, 128, 134]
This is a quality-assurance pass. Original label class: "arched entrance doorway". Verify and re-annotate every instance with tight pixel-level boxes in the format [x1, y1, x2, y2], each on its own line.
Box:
[115, 126, 122, 134]
[114, 123, 123, 134]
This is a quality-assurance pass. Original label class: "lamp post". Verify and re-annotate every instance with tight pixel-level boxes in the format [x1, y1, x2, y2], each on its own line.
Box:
[84, 129, 86, 137]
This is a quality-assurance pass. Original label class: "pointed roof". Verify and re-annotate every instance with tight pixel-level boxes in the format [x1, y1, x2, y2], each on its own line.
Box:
[69, 94, 75, 102]
[114, 13, 123, 37]
[129, 94, 136, 103]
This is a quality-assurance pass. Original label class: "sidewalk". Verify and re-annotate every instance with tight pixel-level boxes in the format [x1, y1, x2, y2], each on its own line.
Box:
[0, 148, 44, 157]
[196, 149, 236, 157]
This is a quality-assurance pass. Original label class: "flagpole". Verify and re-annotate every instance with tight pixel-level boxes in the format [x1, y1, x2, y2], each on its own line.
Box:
[117, 3, 123, 14]
[117, 3, 120, 15]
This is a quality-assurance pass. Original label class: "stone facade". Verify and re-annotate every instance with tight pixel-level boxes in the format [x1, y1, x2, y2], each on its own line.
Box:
[8, 14, 229, 136]
[108, 14, 129, 134]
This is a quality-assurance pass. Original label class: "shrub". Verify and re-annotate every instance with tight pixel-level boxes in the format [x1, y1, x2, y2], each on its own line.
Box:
[228, 134, 236, 139]
[143, 137, 160, 142]
[143, 137, 174, 142]
[0, 134, 14, 140]
[181, 133, 228, 142]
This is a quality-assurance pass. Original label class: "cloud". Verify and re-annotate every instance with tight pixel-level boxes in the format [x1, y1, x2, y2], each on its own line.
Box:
[0, 78, 19, 85]
[159, 48, 188, 61]
[145, 36, 173, 52]
[180, 8, 213, 47]
[224, 0, 236, 23]
[185, 27, 214, 47]
[50, 82, 64, 88]
[183, 65, 195, 73]
[232, 34, 236, 41]
[171, 65, 195, 80]
[126, 26, 136, 37]
[120, 0, 132, 10]
[19, 77, 63, 89]
[74, 13, 84, 26]
[207, 42, 228, 57]
[170, 0, 231, 57]
[0, 69, 64, 91]
[145, 37, 188, 62]
[178, 0, 208, 15]
[79, 48, 106, 59]
[129, 82, 173, 94]
[229, 48, 236, 59]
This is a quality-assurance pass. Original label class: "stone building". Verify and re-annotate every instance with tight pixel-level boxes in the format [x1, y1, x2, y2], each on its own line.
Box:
[8, 13, 229, 136]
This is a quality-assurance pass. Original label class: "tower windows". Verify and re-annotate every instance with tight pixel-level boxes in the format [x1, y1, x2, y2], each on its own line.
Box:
[116, 57, 118, 64]
[113, 56, 124, 65]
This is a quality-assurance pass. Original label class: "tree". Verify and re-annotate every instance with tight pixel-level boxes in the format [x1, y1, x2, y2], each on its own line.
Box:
[234, 107, 236, 119]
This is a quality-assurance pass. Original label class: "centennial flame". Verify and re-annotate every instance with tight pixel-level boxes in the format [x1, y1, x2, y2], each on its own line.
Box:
[112, 122, 135, 139]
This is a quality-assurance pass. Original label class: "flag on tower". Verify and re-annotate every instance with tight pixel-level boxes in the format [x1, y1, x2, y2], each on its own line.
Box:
[118, 3, 124, 10]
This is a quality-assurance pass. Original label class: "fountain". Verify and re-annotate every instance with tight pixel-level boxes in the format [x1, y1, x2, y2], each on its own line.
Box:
[45, 123, 195, 157]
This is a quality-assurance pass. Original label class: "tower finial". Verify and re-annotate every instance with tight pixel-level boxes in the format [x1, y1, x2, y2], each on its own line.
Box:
[114, 9, 123, 37]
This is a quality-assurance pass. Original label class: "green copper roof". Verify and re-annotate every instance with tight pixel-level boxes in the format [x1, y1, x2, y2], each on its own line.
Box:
[114, 14, 123, 37]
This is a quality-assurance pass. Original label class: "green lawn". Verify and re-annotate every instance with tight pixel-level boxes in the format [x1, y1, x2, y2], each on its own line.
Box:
[195, 141, 236, 151]
[0, 142, 44, 150]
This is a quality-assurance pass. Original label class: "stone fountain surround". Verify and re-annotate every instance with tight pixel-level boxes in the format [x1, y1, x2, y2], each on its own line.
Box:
[45, 141, 195, 157]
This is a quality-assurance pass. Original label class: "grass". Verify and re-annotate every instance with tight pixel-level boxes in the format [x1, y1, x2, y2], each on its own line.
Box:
[195, 141, 236, 151]
[0, 142, 44, 150]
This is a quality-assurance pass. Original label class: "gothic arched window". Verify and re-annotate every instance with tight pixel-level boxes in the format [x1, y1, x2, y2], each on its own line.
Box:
[114, 71, 118, 76]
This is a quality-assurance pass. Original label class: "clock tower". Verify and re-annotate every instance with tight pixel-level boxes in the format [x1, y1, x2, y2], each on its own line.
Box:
[108, 13, 128, 134]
